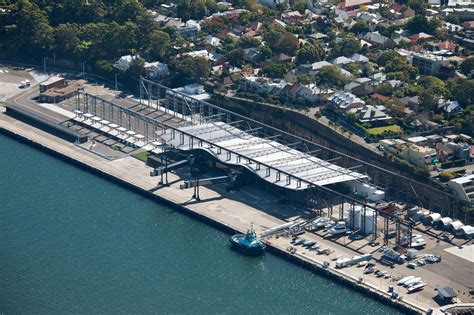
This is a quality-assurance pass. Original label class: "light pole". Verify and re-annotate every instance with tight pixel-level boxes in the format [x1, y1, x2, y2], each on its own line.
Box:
[53, 52, 56, 67]
[82, 61, 86, 77]
[115, 73, 118, 90]
[43, 57, 48, 74]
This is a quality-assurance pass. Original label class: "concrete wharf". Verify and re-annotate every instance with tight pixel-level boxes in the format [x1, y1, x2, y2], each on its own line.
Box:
[3, 109, 466, 314]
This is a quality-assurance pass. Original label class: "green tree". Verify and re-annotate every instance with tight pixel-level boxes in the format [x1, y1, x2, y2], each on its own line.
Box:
[95, 60, 114, 76]
[329, 34, 361, 58]
[406, 15, 441, 35]
[296, 43, 325, 65]
[374, 82, 393, 96]
[444, 13, 460, 25]
[111, 0, 146, 24]
[53, 23, 81, 58]
[460, 57, 474, 76]
[260, 64, 290, 78]
[226, 48, 245, 66]
[350, 21, 370, 35]
[273, 32, 299, 56]
[15, 0, 54, 54]
[418, 76, 447, 96]
[177, 0, 218, 21]
[448, 78, 474, 107]
[201, 17, 227, 34]
[176, 56, 211, 83]
[145, 30, 171, 61]
[258, 45, 272, 60]
[378, 51, 418, 79]
[316, 65, 348, 88]
[239, 36, 261, 49]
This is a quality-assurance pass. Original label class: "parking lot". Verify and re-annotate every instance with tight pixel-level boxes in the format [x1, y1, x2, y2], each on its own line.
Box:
[0, 65, 44, 102]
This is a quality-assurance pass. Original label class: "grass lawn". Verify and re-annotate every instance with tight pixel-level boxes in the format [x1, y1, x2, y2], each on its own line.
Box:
[131, 150, 150, 162]
[367, 125, 401, 136]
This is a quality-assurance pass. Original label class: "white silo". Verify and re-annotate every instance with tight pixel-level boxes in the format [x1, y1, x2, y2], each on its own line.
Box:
[361, 209, 376, 235]
[348, 205, 362, 229]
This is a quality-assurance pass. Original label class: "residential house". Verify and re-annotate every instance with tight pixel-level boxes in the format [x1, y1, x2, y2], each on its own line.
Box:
[462, 21, 474, 30]
[243, 48, 261, 63]
[410, 52, 454, 78]
[144, 62, 169, 79]
[344, 82, 373, 96]
[363, 32, 396, 48]
[272, 53, 293, 64]
[297, 84, 333, 103]
[308, 33, 328, 43]
[425, 134, 444, 146]
[331, 56, 353, 65]
[281, 11, 303, 24]
[342, 0, 373, 10]
[296, 60, 332, 75]
[350, 53, 369, 63]
[370, 93, 389, 102]
[351, 82, 374, 96]
[388, 3, 415, 24]
[446, 100, 462, 115]
[357, 12, 382, 24]
[257, 0, 289, 8]
[115, 55, 140, 72]
[355, 105, 391, 124]
[179, 20, 200, 40]
[403, 144, 438, 169]
[436, 143, 455, 162]
[203, 35, 221, 47]
[328, 91, 365, 111]
[183, 50, 213, 60]
[444, 22, 463, 33]
[369, 72, 387, 84]
[410, 32, 434, 44]
[446, 142, 471, 160]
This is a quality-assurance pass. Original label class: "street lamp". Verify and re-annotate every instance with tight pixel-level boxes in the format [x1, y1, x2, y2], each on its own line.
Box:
[82, 61, 86, 77]
[43, 57, 48, 74]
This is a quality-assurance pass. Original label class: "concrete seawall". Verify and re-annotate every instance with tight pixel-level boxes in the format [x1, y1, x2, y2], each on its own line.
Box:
[0, 114, 426, 314]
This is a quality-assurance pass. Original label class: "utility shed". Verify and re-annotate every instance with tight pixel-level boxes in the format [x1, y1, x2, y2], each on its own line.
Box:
[39, 76, 65, 92]
[437, 287, 457, 304]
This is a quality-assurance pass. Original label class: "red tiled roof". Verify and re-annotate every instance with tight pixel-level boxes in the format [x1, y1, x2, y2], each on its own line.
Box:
[371, 93, 389, 101]
[288, 84, 301, 94]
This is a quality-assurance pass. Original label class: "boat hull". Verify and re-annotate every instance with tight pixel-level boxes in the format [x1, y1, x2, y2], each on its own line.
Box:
[229, 236, 266, 255]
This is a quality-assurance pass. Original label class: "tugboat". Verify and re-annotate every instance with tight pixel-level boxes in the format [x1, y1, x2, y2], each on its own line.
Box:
[229, 225, 266, 255]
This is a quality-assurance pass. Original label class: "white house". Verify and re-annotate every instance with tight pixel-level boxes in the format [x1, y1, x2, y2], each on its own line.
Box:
[183, 50, 215, 61]
[115, 55, 140, 72]
[144, 62, 169, 79]
[328, 91, 365, 111]
[356, 105, 391, 123]
[203, 35, 221, 47]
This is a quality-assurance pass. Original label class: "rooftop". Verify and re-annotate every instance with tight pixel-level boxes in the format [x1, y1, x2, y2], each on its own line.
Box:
[449, 174, 474, 185]
[162, 121, 367, 190]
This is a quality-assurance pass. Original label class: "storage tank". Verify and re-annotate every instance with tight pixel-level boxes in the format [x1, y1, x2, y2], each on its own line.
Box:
[348, 205, 362, 229]
[361, 209, 376, 235]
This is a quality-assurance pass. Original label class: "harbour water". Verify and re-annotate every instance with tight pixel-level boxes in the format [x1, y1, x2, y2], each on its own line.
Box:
[0, 134, 402, 314]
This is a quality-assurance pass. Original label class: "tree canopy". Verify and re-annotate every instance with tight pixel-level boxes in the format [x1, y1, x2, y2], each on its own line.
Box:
[296, 43, 325, 65]
[406, 15, 441, 35]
